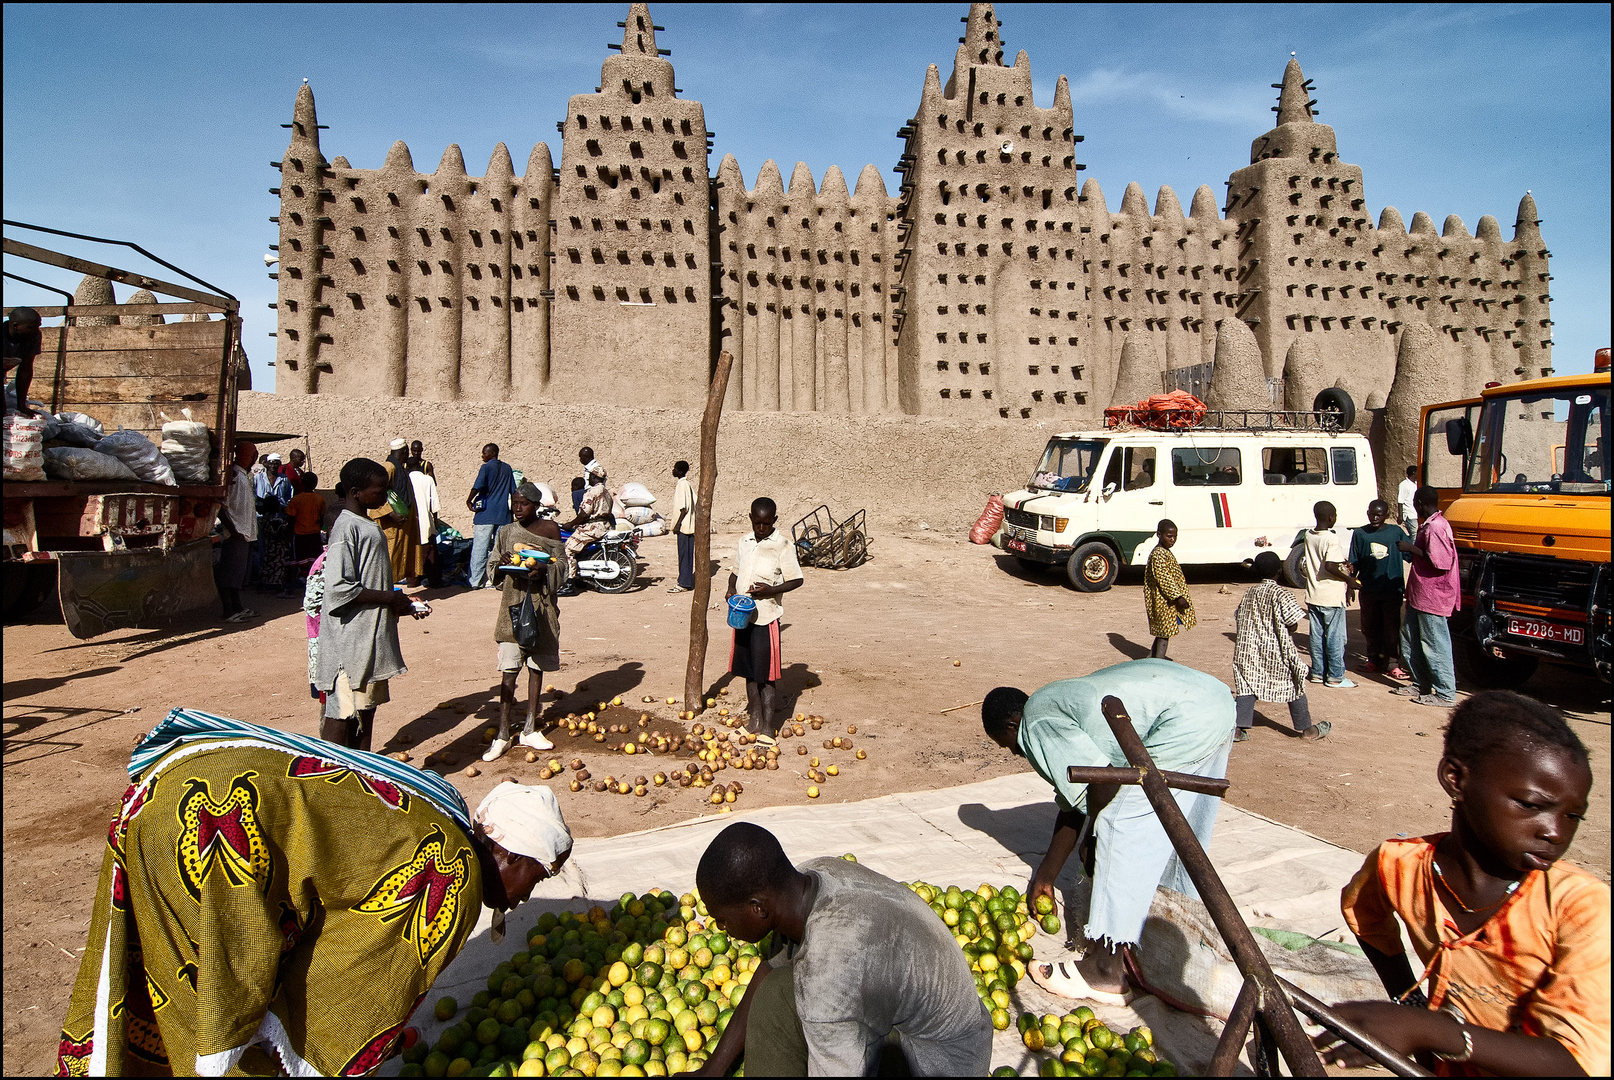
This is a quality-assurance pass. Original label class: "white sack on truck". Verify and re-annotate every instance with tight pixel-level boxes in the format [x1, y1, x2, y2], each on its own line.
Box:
[3, 414, 48, 482]
[159, 408, 212, 484]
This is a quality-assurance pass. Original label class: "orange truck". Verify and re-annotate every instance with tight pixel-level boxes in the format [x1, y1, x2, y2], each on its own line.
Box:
[1418, 350, 1611, 686]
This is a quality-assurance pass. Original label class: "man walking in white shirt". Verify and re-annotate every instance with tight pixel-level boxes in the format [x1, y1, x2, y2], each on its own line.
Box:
[725, 497, 804, 741]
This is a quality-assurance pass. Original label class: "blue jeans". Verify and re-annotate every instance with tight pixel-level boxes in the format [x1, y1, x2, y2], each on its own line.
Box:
[468, 522, 500, 588]
[1087, 734, 1232, 947]
[1401, 608, 1456, 701]
[1308, 605, 1346, 682]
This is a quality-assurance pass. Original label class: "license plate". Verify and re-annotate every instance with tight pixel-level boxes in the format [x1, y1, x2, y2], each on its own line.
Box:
[1006, 538, 1028, 553]
[1507, 618, 1583, 645]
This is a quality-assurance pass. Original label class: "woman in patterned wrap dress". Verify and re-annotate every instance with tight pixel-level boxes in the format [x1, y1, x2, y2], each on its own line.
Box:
[56, 710, 568, 1077]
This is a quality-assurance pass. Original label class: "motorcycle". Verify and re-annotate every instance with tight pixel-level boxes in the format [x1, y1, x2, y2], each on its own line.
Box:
[559, 526, 642, 593]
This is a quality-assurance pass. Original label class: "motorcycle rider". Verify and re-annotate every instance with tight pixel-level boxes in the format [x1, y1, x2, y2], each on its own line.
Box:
[559, 466, 613, 596]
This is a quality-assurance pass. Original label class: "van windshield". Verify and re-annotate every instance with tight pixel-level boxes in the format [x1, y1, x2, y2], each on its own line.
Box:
[1031, 438, 1107, 493]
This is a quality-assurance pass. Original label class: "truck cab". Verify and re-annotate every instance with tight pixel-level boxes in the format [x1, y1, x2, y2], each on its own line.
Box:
[1419, 355, 1611, 684]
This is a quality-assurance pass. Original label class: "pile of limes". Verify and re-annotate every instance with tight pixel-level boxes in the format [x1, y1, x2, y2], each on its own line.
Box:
[903, 880, 1057, 1032]
[1006, 1009, 1177, 1077]
[400, 888, 760, 1077]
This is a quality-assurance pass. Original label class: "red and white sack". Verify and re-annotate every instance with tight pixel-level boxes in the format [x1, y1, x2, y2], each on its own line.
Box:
[969, 493, 1005, 544]
[2, 414, 47, 482]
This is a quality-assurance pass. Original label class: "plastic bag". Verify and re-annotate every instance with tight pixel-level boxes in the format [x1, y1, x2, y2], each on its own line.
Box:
[55, 411, 104, 437]
[159, 407, 212, 484]
[94, 428, 177, 486]
[43, 446, 139, 481]
[3, 414, 48, 481]
[619, 482, 656, 507]
[969, 494, 1005, 545]
[510, 594, 542, 653]
[50, 422, 103, 448]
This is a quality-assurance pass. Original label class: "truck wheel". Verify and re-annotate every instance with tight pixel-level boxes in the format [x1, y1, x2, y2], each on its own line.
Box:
[1312, 387, 1356, 431]
[1067, 542, 1119, 592]
[1453, 635, 1539, 690]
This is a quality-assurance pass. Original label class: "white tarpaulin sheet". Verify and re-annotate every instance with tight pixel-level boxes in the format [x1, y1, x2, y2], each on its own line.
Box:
[387, 773, 1387, 1076]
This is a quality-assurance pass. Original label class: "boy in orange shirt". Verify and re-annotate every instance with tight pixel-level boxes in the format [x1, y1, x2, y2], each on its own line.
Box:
[283, 472, 326, 596]
[1320, 691, 1606, 1075]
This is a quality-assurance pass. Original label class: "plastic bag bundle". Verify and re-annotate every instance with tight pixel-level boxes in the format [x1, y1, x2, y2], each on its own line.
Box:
[55, 411, 104, 437]
[43, 446, 139, 482]
[619, 481, 656, 507]
[94, 428, 177, 486]
[159, 407, 212, 484]
[969, 494, 1005, 544]
[49, 421, 103, 448]
[3, 414, 48, 481]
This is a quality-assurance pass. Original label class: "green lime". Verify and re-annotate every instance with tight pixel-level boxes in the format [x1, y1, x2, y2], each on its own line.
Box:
[544, 1047, 571, 1073]
[993, 1068, 1019, 1078]
[990, 1007, 1010, 1031]
[436, 997, 459, 1022]
[476, 1019, 502, 1046]
[1041, 913, 1062, 935]
[623, 1038, 651, 1066]
[424, 1052, 451, 1077]
[681, 982, 706, 1006]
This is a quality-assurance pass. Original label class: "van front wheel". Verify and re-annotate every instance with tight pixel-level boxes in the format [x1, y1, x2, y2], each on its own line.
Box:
[1067, 542, 1119, 592]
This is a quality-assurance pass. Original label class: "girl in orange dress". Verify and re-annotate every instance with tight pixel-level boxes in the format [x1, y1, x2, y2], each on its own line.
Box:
[1319, 690, 1607, 1075]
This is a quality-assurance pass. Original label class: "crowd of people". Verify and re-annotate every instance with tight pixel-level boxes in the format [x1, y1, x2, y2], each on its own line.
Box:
[1141, 476, 1462, 747]
[58, 433, 1599, 1078]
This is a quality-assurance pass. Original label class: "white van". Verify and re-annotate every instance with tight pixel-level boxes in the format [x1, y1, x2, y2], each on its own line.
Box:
[993, 423, 1376, 591]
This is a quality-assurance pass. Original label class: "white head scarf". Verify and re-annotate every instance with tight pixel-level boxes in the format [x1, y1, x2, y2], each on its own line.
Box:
[474, 782, 573, 872]
[584, 458, 605, 478]
[390, 438, 408, 451]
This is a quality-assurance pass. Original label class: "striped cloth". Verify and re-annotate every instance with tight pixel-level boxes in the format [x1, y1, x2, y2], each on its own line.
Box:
[132, 708, 471, 835]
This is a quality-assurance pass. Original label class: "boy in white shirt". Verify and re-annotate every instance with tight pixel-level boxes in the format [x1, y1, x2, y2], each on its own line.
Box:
[669, 460, 696, 593]
[725, 497, 804, 741]
[1301, 500, 1360, 688]
[1397, 465, 1419, 536]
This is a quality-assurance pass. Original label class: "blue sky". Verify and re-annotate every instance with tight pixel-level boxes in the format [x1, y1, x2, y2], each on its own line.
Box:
[4, 3, 1608, 391]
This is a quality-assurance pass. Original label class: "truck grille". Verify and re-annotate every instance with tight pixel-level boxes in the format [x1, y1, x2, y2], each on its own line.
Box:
[1005, 508, 1055, 532]
[1487, 555, 1599, 613]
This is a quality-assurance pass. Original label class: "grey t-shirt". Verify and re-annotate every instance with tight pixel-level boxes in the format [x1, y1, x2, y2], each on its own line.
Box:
[315, 509, 405, 691]
[781, 857, 992, 1076]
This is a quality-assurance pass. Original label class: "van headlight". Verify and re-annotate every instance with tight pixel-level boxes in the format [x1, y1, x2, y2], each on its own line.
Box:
[1055, 518, 1069, 533]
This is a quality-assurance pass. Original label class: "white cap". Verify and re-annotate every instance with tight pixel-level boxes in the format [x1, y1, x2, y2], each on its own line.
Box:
[474, 782, 573, 872]
[390, 438, 408, 451]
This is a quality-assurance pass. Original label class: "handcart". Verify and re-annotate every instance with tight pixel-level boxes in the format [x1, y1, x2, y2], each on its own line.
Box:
[791, 504, 870, 570]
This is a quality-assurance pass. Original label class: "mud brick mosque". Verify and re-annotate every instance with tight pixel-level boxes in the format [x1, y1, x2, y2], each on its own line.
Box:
[270, 3, 1553, 435]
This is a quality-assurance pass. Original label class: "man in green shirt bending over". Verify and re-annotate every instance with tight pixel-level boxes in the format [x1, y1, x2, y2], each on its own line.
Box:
[982, 658, 1234, 1005]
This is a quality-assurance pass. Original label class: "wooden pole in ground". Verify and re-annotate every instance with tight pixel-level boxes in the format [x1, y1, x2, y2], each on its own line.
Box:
[684, 351, 734, 717]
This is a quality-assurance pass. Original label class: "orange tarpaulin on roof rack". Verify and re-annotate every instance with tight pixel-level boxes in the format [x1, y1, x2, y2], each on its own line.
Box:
[1103, 391, 1208, 430]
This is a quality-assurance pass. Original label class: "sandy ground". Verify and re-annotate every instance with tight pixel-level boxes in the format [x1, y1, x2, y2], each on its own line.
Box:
[4, 530, 1608, 1075]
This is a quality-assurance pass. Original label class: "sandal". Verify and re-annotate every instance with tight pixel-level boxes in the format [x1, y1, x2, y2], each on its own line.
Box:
[1029, 960, 1134, 1006]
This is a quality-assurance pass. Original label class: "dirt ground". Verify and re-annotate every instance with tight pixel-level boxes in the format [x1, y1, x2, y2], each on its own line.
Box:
[4, 530, 1608, 1075]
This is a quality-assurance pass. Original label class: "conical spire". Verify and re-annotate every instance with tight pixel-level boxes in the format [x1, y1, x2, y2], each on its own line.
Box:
[331, 156, 350, 169]
[1119, 182, 1150, 219]
[753, 160, 785, 196]
[1474, 215, 1501, 241]
[1514, 192, 1541, 241]
[290, 81, 321, 149]
[485, 143, 514, 181]
[523, 143, 552, 180]
[1377, 206, 1405, 234]
[1274, 56, 1314, 125]
[1053, 74, 1071, 115]
[818, 165, 850, 202]
[716, 153, 744, 194]
[787, 162, 816, 196]
[853, 163, 888, 200]
[1408, 211, 1437, 236]
[435, 144, 467, 176]
[382, 140, 415, 173]
[1189, 185, 1220, 224]
[1153, 185, 1183, 222]
[73, 273, 116, 326]
[121, 288, 163, 326]
[1110, 333, 1163, 406]
[620, 4, 659, 58]
[961, 4, 1005, 68]
[1442, 214, 1469, 239]
[1206, 318, 1268, 409]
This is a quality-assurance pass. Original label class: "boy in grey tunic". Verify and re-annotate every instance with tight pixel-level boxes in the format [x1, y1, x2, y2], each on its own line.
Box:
[693, 823, 991, 1077]
[315, 458, 419, 749]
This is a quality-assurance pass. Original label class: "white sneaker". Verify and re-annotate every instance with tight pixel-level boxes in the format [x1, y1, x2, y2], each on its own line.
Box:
[518, 730, 554, 751]
[482, 737, 511, 762]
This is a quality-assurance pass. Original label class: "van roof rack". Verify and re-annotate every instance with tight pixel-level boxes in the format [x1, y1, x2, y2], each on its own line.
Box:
[1102, 408, 1346, 434]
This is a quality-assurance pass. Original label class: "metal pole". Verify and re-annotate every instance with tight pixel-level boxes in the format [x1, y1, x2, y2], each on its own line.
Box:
[1064, 764, 1230, 797]
[1098, 695, 1326, 1077]
[1280, 977, 1431, 1078]
[1207, 978, 1259, 1076]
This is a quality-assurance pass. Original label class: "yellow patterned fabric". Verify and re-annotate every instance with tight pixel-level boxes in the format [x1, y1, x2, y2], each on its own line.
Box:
[58, 739, 482, 1076]
[1144, 545, 1197, 638]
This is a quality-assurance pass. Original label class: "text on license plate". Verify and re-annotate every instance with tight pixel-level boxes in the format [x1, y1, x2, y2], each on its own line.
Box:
[1006, 538, 1028, 553]
[1507, 618, 1583, 645]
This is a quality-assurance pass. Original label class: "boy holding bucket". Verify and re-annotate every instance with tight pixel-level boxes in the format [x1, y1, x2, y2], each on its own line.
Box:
[725, 497, 804, 742]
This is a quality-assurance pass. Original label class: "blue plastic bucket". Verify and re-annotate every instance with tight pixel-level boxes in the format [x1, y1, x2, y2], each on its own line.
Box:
[726, 594, 757, 629]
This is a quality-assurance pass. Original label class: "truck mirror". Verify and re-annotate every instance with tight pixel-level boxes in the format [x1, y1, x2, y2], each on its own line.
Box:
[1445, 417, 1472, 457]
[1102, 482, 1117, 500]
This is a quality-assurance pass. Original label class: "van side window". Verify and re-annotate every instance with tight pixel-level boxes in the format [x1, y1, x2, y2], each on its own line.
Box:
[1331, 447, 1358, 485]
[1262, 446, 1328, 485]
[1125, 447, 1156, 490]
[1172, 448, 1241, 486]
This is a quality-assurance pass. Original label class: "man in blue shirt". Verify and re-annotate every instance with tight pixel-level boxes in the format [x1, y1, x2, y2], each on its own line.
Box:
[982, 659, 1233, 1005]
[1348, 499, 1410, 679]
[465, 443, 516, 589]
